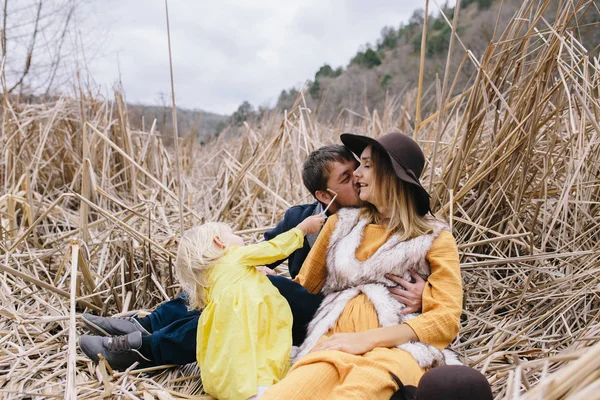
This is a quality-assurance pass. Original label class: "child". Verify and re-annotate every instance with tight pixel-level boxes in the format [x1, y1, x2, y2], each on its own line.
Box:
[175, 215, 325, 400]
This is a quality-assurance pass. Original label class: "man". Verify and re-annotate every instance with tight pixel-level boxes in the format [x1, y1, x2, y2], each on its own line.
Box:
[79, 144, 425, 370]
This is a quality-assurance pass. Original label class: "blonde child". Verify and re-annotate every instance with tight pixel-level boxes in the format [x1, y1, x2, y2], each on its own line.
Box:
[175, 215, 325, 400]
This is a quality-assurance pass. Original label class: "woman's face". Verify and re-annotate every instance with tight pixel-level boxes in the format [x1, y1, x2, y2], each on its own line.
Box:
[353, 146, 376, 205]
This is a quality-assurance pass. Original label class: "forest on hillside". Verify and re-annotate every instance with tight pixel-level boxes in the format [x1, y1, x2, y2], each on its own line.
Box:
[229, 0, 600, 127]
[295, 0, 600, 122]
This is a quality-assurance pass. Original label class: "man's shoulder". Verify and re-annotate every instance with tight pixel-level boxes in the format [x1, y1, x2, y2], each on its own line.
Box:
[263, 202, 319, 247]
[283, 202, 319, 223]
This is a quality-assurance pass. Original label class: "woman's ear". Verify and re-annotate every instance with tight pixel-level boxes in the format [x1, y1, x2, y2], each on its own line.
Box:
[213, 236, 226, 249]
[315, 189, 332, 205]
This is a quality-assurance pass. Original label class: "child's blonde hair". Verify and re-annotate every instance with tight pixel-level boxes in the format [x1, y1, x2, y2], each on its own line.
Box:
[175, 222, 231, 310]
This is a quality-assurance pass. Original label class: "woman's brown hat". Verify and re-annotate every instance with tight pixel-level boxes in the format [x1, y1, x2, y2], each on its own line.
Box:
[340, 131, 431, 216]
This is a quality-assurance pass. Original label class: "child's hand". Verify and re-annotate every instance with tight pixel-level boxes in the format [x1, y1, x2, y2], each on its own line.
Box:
[297, 215, 326, 235]
[256, 266, 276, 276]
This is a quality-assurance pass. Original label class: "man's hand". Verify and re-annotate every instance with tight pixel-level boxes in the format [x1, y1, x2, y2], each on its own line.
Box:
[256, 266, 276, 275]
[311, 332, 375, 355]
[386, 269, 426, 315]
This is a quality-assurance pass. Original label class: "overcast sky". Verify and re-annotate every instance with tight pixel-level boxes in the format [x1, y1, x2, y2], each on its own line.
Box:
[86, 1, 442, 115]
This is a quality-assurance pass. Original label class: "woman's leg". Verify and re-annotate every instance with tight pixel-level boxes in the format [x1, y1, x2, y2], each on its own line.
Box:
[328, 348, 422, 399]
[263, 348, 423, 400]
[330, 361, 399, 399]
[261, 361, 340, 400]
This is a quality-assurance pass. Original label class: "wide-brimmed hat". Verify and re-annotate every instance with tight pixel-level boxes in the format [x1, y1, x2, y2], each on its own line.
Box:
[340, 131, 431, 215]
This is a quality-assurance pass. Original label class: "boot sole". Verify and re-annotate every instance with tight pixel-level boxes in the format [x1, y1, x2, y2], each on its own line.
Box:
[78, 336, 101, 362]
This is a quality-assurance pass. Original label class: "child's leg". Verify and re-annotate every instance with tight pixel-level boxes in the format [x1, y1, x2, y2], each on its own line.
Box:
[149, 314, 199, 365]
[142, 292, 199, 332]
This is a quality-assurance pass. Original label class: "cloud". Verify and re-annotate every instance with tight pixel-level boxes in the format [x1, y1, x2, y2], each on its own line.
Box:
[84, 0, 437, 115]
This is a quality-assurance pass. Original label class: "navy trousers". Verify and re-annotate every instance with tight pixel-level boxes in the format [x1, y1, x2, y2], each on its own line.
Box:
[146, 293, 200, 365]
[146, 276, 322, 365]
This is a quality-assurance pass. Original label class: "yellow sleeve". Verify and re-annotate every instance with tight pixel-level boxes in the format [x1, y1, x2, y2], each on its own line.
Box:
[293, 214, 338, 294]
[234, 228, 304, 267]
[404, 230, 463, 349]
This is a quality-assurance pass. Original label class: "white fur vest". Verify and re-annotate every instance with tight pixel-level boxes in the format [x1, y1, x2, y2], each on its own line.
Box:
[295, 208, 460, 369]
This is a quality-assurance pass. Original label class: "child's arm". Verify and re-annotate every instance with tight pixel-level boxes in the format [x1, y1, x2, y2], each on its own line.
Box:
[262, 208, 295, 269]
[236, 215, 325, 267]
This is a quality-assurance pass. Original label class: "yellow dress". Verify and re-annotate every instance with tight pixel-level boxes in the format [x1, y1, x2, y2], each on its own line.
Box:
[261, 215, 463, 400]
[197, 228, 303, 400]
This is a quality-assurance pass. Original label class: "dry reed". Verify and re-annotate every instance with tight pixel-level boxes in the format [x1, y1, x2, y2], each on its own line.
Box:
[0, 0, 599, 398]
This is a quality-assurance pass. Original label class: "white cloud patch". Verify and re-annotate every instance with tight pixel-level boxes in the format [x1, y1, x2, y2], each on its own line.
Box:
[84, 0, 441, 114]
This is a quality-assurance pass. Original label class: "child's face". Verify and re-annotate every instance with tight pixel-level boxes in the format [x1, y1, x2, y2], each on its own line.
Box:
[219, 228, 245, 247]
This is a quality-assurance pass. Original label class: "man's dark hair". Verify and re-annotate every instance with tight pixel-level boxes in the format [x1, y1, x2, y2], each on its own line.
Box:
[302, 144, 356, 196]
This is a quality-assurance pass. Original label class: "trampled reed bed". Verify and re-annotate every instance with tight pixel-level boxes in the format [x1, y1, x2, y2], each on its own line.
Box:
[1, 0, 599, 398]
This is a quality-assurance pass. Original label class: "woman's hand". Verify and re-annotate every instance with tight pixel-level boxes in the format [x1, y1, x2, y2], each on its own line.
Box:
[311, 332, 375, 355]
[386, 269, 426, 315]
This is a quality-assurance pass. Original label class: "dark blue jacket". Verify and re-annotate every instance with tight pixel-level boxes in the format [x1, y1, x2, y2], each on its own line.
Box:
[263, 202, 319, 278]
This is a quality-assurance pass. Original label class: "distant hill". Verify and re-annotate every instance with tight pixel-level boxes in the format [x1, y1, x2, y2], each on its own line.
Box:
[180, 0, 600, 132]
[11, 92, 230, 142]
[127, 103, 229, 142]
[271, 0, 600, 123]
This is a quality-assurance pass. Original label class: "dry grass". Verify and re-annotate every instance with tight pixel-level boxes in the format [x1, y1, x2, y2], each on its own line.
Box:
[1, 0, 599, 398]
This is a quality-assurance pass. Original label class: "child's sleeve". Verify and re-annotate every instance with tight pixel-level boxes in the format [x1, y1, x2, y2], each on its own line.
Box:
[235, 228, 305, 267]
[262, 207, 294, 269]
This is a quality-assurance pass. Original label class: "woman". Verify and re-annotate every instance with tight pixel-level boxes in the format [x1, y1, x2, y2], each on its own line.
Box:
[261, 132, 464, 399]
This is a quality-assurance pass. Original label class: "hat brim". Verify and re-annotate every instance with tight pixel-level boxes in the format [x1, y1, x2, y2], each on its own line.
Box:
[340, 133, 431, 215]
[341, 133, 423, 188]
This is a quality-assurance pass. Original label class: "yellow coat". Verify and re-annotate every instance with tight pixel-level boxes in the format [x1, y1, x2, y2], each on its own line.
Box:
[197, 228, 303, 400]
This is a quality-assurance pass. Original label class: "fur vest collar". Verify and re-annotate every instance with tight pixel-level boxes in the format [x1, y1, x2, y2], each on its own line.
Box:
[322, 208, 445, 295]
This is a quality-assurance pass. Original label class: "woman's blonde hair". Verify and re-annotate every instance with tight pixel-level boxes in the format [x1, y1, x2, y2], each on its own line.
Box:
[175, 222, 231, 310]
[359, 145, 437, 241]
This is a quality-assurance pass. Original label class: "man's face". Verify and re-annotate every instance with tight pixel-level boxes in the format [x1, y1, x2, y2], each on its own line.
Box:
[325, 159, 362, 211]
